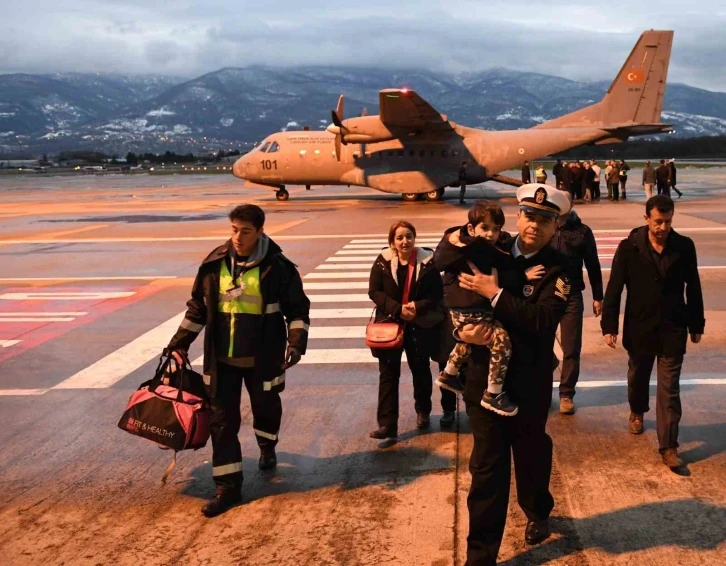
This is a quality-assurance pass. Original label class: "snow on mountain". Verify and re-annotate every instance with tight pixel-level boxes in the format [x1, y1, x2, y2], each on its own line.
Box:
[1, 67, 725, 154]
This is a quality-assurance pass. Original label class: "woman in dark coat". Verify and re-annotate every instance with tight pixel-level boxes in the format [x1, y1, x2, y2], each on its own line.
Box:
[368, 220, 444, 439]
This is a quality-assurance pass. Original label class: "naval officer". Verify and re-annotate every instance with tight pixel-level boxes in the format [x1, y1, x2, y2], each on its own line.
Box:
[456, 184, 572, 565]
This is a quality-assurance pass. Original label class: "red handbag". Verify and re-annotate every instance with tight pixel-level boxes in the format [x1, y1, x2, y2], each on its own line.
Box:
[365, 252, 416, 350]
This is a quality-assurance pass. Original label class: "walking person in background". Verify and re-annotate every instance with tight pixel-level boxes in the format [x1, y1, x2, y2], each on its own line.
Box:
[669, 159, 683, 198]
[368, 221, 443, 439]
[607, 160, 621, 201]
[582, 161, 594, 202]
[619, 160, 631, 200]
[642, 160, 656, 200]
[550, 193, 603, 414]
[522, 161, 532, 184]
[601, 196, 704, 469]
[656, 159, 670, 197]
[459, 161, 468, 204]
[553, 159, 563, 189]
[590, 160, 602, 201]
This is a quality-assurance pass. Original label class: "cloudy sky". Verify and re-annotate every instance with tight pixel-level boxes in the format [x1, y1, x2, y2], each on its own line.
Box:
[1, 1, 725, 91]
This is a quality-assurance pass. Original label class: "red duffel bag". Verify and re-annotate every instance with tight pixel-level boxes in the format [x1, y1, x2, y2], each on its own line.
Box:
[118, 353, 212, 481]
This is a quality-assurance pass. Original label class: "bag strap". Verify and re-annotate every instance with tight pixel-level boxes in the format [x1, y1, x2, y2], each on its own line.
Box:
[401, 249, 417, 305]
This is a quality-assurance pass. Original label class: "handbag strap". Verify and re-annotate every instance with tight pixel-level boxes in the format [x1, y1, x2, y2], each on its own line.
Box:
[401, 249, 417, 305]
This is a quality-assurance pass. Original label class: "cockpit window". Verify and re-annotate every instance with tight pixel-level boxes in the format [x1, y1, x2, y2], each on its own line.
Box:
[258, 141, 271, 153]
[268, 141, 280, 153]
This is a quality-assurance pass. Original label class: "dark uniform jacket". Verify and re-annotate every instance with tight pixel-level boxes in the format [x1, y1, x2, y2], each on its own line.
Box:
[167, 235, 310, 398]
[368, 247, 443, 354]
[434, 226, 526, 310]
[656, 164, 670, 185]
[463, 240, 571, 414]
[668, 162, 677, 185]
[601, 226, 705, 356]
[550, 210, 603, 300]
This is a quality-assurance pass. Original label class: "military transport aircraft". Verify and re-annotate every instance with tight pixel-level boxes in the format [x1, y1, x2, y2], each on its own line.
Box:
[232, 30, 674, 202]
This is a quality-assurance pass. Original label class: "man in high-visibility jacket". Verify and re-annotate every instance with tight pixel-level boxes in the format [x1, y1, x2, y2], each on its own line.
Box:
[168, 204, 310, 517]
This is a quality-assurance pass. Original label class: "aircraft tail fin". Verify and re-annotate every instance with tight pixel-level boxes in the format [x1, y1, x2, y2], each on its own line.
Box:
[536, 30, 673, 129]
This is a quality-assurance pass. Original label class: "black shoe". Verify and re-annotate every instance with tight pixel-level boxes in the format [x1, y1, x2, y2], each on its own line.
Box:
[202, 490, 242, 518]
[369, 426, 397, 439]
[258, 449, 277, 470]
[525, 519, 550, 545]
[440, 411, 455, 429]
[436, 371, 465, 395]
[481, 391, 519, 416]
[416, 413, 431, 429]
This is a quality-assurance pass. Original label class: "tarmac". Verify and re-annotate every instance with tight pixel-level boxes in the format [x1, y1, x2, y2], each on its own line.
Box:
[0, 170, 724, 565]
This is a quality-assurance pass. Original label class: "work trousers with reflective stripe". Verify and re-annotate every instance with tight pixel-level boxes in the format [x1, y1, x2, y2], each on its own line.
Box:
[211, 362, 282, 490]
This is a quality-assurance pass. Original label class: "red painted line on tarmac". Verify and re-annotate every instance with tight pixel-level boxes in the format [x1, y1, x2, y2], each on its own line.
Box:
[0, 282, 168, 364]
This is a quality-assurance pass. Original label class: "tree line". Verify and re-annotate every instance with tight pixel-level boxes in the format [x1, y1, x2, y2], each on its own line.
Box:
[554, 135, 726, 160]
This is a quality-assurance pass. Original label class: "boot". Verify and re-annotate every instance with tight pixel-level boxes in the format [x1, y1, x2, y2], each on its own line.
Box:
[258, 448, 277, 470]
[202, 488, 242, 518]
[416, 413, 431, 429]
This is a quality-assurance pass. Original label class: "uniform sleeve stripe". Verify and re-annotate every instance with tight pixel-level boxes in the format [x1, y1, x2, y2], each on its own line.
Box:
[289, 320, 309, 331]
[253, 428, 279, 441]
[181, 318, 204, 332]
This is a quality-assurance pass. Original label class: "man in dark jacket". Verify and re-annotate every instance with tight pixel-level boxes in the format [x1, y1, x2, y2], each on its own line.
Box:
[552, 159, 563, 189]
[168, 204, 310, 517]
[642, 160, 656, 200]
[521, 161, 531, 183]
[551, 201, 603, 414]
[457, 184, 572, 564]
[602, 196, 704, 469]
[668, 159, 683, 198]
[656, 159, 670, 197]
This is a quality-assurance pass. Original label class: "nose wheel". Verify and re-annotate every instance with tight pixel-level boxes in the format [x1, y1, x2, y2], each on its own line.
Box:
[276, 188, 289, 201]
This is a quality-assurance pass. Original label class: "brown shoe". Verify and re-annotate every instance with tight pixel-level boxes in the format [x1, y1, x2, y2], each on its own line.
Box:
[559, 397, 575, 415]
[628, 412, 644, 434]
[662, 448, 684, 468]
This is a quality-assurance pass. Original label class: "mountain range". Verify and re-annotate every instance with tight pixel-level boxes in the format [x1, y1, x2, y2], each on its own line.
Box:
[1, 67, 726, 155]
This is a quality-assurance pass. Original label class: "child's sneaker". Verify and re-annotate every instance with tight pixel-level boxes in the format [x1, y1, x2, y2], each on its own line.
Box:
[481, 391, 518, 416]
[436, 371, 465, 395]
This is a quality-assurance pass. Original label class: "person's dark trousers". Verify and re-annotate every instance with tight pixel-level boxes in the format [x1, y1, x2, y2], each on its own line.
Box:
[466, 404, 554, 565]
[466, 346, 554, 565]
[657, 181, 667, 196]
[620, 179, 627, 196]
[459, 183, 467, 203]
[558, 291, 584, 399]
[211, 363, 282, 490]
[377, 329, 433, 430]
[627, 352, 684, 452]
[611, 183, 620, 201]
[671, 184, 683, 197]
[592, 181, 600, 201]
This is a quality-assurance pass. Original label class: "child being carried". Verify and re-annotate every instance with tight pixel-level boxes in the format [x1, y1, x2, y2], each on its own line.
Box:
[433, 201, 543, 416]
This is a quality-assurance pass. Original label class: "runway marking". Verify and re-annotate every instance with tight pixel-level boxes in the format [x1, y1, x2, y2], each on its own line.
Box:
[0, 340, 21, 348]
[303, 282, 369, 290]
[0, 389, 49, 396]
[310, 308, 371, 319]
[316, 264, 372, 270]
[0, 276, 177, 282]
[18, 224, 111, 241]
[335, 250, 384, 256]
[304, 272, 370, 280]
[53, 312, 185, 389]
[308, 294, 372, 303]
[0, 292, 136, 301]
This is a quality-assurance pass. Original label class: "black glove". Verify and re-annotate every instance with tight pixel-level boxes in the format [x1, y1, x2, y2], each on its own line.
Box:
[281, 347, 301, 370]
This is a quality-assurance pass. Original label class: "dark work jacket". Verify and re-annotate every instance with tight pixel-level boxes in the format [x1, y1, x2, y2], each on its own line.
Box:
[167, 235, 311, 399]
[463, 241, 571, 417]
[434, 226, 526, 310]
[560, 166, 571, 188]
[368, 247, 444, 355]
[656, 165, 670, 185]
[521, 165, 531, 183]
[669, 162, 677, 185]
[601, 226, 705, 356]
[550, 210, 603, 300]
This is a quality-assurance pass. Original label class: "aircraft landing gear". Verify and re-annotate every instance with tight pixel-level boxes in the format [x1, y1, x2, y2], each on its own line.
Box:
[424, 188, 445, 202]
[402, 193, 421, 202]
[276, 188, 289, 201]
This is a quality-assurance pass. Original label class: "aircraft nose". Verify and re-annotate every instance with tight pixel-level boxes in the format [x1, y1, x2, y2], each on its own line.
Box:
[232, 156, 247, 179]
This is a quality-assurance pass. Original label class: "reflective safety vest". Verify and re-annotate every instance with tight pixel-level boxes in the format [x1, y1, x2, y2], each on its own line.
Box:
[218, 260, 263, 357]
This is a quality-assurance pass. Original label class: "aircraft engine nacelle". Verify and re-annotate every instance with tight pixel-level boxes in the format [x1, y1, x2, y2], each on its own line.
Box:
[327, 116, 398, 145]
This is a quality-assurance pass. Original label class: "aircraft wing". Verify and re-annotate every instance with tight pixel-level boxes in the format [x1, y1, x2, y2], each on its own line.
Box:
[379, 89, 453, 132]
